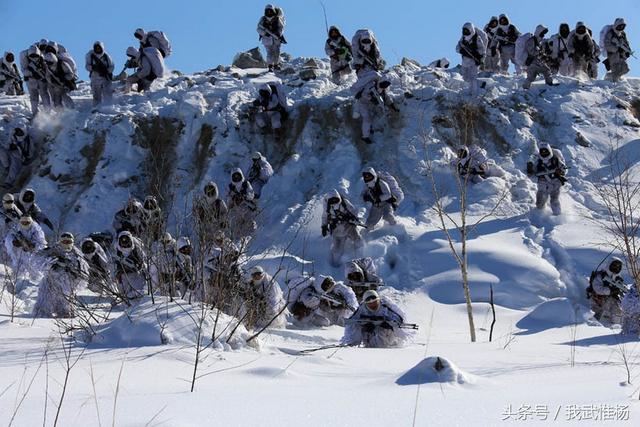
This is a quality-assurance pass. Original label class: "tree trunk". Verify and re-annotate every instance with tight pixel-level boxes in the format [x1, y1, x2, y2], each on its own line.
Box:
[461, 227, 476, 342]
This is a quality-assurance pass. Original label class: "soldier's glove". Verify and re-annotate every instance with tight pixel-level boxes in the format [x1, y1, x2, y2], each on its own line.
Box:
[526, 162, 535, 176]
[555, 168, 566, 177]
[12, 239, 22, 248]
[362, 323, 376, 333]
[363, 194, 373, 203]
[380, 321, 394, 330]
[252, 99, 262, 107]
[321, 225, 329, 237]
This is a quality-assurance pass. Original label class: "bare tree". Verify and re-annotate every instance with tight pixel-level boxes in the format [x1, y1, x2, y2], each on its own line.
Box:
[593, 134, 640, 294]
[421, 105, 508, 342]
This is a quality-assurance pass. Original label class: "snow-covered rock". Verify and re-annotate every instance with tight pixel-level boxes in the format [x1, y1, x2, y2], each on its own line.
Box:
[396, 356, 471, 385]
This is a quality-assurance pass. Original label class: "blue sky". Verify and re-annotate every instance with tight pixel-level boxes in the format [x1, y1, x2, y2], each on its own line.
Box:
[0, 0, 638, 80]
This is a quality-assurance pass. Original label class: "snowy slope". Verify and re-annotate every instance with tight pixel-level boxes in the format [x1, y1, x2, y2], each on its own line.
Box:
[2, 57, 640, 426]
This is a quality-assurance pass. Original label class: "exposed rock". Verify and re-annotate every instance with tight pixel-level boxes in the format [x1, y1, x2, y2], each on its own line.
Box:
[575, 131, 591, 147]
[401, 57, 421, 69]
[232, 47, 267, 69]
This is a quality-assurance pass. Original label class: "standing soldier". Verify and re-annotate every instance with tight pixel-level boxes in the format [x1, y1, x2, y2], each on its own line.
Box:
[257, 4, 286, 71]
[602, 18, 632, 82]
[85, 41, 114, 106]
[321, 190, 364, 267]
[483, 17, 501, 73]
[0, 51, 24, 95]
[325, 26, 353, 83]
[245, 151, 274, 200]
[20, 45, 50, 115]
[587, 257, 627, 325]
[527, 144, 567, 216]
[456, 22, 487, 96]
[495, 14, 521, 73]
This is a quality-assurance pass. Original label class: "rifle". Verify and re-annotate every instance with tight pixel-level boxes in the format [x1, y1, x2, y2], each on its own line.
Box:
[259, 24, 287, 44]
[618, 41, 636, 59]
[346, 281, 381, 289]
[12, 232, 36, 252]
[90, 54, 113, 81]
[332, 210, 367, 229]
[346, 317, 419, 330]
[313, 291, 357, 312]
[458, 40, 483, 65]
[1, 66, 25, 95]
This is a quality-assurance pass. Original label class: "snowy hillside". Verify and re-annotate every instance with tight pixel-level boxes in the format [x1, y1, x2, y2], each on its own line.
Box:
[2, 57, 640, 426]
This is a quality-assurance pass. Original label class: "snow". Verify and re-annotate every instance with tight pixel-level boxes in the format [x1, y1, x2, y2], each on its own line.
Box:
[2, 57, 640, 425]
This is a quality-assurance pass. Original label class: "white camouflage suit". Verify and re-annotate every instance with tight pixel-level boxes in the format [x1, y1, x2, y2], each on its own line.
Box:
[255, 83, 287, 130]
[549, 25, 574, 76]
[288, 275, 356, 327]
[495, 14, 521, 73]
[361, 167, 397, 229]
[344, 257, 384, 301]
[1, 125, 30, 187]
[568, 23, 598, 78]
[257, 5, 285, 68]
[603, 18, 631, 82]
[320, 280, 358, 327]
[33, 245, 89, 318]
[530, 145, 566, 215]
[227, 168, 257, 238]
[240, 269, 287, 329]
[352, 70, 394, 140]
[4, 221, 46, 279]
[322, 190, 364, 267]
[483, 17, 501, 73]
[523, 26, 554, 89]
[456, 23, 487, 96]
[341, 297, 411, 348]
[43, 52, 75, 109]
[85, 42, 114, 106]
[0, 52, 23, 95]
[20, 46, 50, 115]
[114, 232, 148, 301]
[245, 153, 274, 199]
[325, 26, 353, 82]
[589, 261, 626, 325]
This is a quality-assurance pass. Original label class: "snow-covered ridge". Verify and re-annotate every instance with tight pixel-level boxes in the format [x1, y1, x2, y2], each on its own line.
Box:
[2, 57, 640, 313]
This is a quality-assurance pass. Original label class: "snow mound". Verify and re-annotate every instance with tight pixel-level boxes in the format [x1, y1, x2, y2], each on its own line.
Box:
[396, 356, 471, 385]
[84, 297, 258, 351]
[515, 297, 584, 335]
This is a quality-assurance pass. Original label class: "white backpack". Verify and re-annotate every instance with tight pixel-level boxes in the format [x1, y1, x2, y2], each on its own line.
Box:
[275, 7, 286, 26]
[147, 31, 172, 58]
[58, 52, 78, 79]
[515, 33, 533, 66]
[141, 47, 166, 79]
[599, 25, 612, 55]
[475, 26, 489, 52]
[378, 171, 404, 205]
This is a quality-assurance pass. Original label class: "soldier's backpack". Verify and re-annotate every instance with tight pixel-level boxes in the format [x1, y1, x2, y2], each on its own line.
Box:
[515, 33, 533, 66]
[146, 31, 172, 58]
[275, 7, 286, 26]
[378, 171, 404, 205]
[141, 47, 166, 80]
[599, 25, 612, 55]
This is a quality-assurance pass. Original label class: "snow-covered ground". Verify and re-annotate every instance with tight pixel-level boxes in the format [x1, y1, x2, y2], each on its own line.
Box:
[2, 57, 640, 426]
